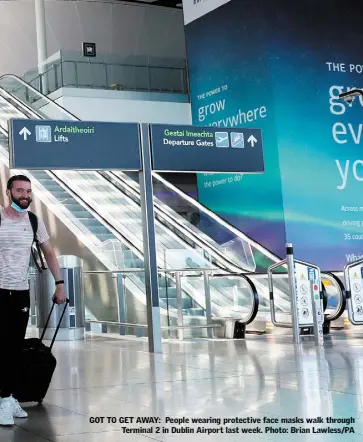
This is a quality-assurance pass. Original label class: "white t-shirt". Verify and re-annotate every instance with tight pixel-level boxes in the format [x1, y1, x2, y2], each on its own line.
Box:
[0, 209, 50, 290]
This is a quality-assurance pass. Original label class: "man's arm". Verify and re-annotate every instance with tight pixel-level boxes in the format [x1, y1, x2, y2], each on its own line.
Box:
[39, 240, 67, 304]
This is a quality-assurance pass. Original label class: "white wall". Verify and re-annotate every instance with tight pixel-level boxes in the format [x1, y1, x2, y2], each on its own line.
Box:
[46, 88, 192, 124]
[0, 0, 186, 77]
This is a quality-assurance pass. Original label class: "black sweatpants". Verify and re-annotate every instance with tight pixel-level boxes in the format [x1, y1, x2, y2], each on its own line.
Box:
[0, 289, 30, 398]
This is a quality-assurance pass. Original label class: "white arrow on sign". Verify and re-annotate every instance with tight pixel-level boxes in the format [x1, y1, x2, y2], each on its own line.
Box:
[247, 135, 258, 147]
[19, 127, 31, 141]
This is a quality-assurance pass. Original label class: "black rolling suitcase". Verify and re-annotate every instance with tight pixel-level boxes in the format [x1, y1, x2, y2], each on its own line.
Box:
[13, 298, 69, 405]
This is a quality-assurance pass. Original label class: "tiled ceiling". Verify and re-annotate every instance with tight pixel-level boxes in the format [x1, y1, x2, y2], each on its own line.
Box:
[123, 0, 182, 8]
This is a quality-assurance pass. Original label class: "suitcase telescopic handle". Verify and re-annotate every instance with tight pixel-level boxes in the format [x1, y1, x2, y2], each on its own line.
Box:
[40, 298, 70, 350]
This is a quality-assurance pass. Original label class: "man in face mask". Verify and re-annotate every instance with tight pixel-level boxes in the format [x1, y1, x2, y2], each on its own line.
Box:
[8, 180, 32, 211]
[0, 175, 66, 426]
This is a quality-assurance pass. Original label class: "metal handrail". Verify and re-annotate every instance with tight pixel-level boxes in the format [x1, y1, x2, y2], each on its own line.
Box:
[268, 259, 290, 328]
[26, 59, 188, 95]
[0, 86, 47, 120]
[259, 260, 344, 324]
[84, 267, 219, 275]
[0, 74, 80, 120]
[59, 60, 186, 71]
[210, 273, 259, 326]
[84, 267, 259, 338]
[86, 319, 221, 330]
[0, 125, 7, 137]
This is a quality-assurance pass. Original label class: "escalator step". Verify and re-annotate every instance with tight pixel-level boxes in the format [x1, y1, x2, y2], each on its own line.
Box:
[71, 211, 96, 218]
[183, 308, 205, 316]
[159, 298, 192, 309]
[95, 234, 117, 242]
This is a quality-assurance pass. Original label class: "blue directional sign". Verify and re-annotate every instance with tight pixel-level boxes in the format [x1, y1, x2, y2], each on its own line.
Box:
[9, 119, 141, 170]
[149, 124, 264, 173]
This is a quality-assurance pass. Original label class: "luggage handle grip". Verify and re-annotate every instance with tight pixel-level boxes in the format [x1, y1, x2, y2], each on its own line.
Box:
[40, 298, 70, 350]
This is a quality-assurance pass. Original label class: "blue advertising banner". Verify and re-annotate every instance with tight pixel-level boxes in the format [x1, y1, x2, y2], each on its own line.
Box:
[150, 124, 264, 173]
[9, 119, 141, 170]
[183, 0, 363, 271]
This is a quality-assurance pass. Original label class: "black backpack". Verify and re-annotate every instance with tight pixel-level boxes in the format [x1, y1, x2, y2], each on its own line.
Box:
[0, 211, 46, 272]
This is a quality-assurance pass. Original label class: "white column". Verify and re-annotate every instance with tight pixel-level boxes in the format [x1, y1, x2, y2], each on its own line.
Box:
[34, 0, 48, 94]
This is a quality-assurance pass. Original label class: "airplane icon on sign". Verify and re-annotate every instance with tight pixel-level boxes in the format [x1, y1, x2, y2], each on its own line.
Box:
[215, 132, 229, 148]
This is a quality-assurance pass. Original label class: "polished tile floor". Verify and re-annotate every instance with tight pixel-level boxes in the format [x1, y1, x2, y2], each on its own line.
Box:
[2, 330, 363, 441]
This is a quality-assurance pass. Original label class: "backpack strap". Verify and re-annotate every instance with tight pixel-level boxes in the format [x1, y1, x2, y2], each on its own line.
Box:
[28, 211, 38, 242]
[28, 211, 46, 272]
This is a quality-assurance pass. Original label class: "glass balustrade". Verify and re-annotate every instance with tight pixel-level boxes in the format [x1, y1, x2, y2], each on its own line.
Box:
[19, 60, 188, 96]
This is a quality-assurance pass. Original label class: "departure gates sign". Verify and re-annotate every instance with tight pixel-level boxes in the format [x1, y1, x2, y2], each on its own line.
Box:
[149, 124, 264, 173]
[9, 120, 264, 174]
[9, 119, 142, 170]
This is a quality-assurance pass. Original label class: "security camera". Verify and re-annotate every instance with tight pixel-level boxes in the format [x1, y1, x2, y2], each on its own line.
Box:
[339, 89, 363, 107]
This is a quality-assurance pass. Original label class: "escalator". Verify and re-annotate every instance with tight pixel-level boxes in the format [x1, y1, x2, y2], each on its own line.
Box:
[102, 170, 346, 331]
[0, 74, 345, 336]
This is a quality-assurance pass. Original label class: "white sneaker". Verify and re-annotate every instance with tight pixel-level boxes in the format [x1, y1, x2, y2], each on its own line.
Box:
[5, 396, 28, 418]
[0, 401, 14, 426]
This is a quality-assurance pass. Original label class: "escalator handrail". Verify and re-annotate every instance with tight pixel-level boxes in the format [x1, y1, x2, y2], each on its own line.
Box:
[321, 271, 347, 322]
[0, 87, 48, 123]
[211, 273, 259, 326]
[0, 74, 80, 121]
[242, 275, 260, 325]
